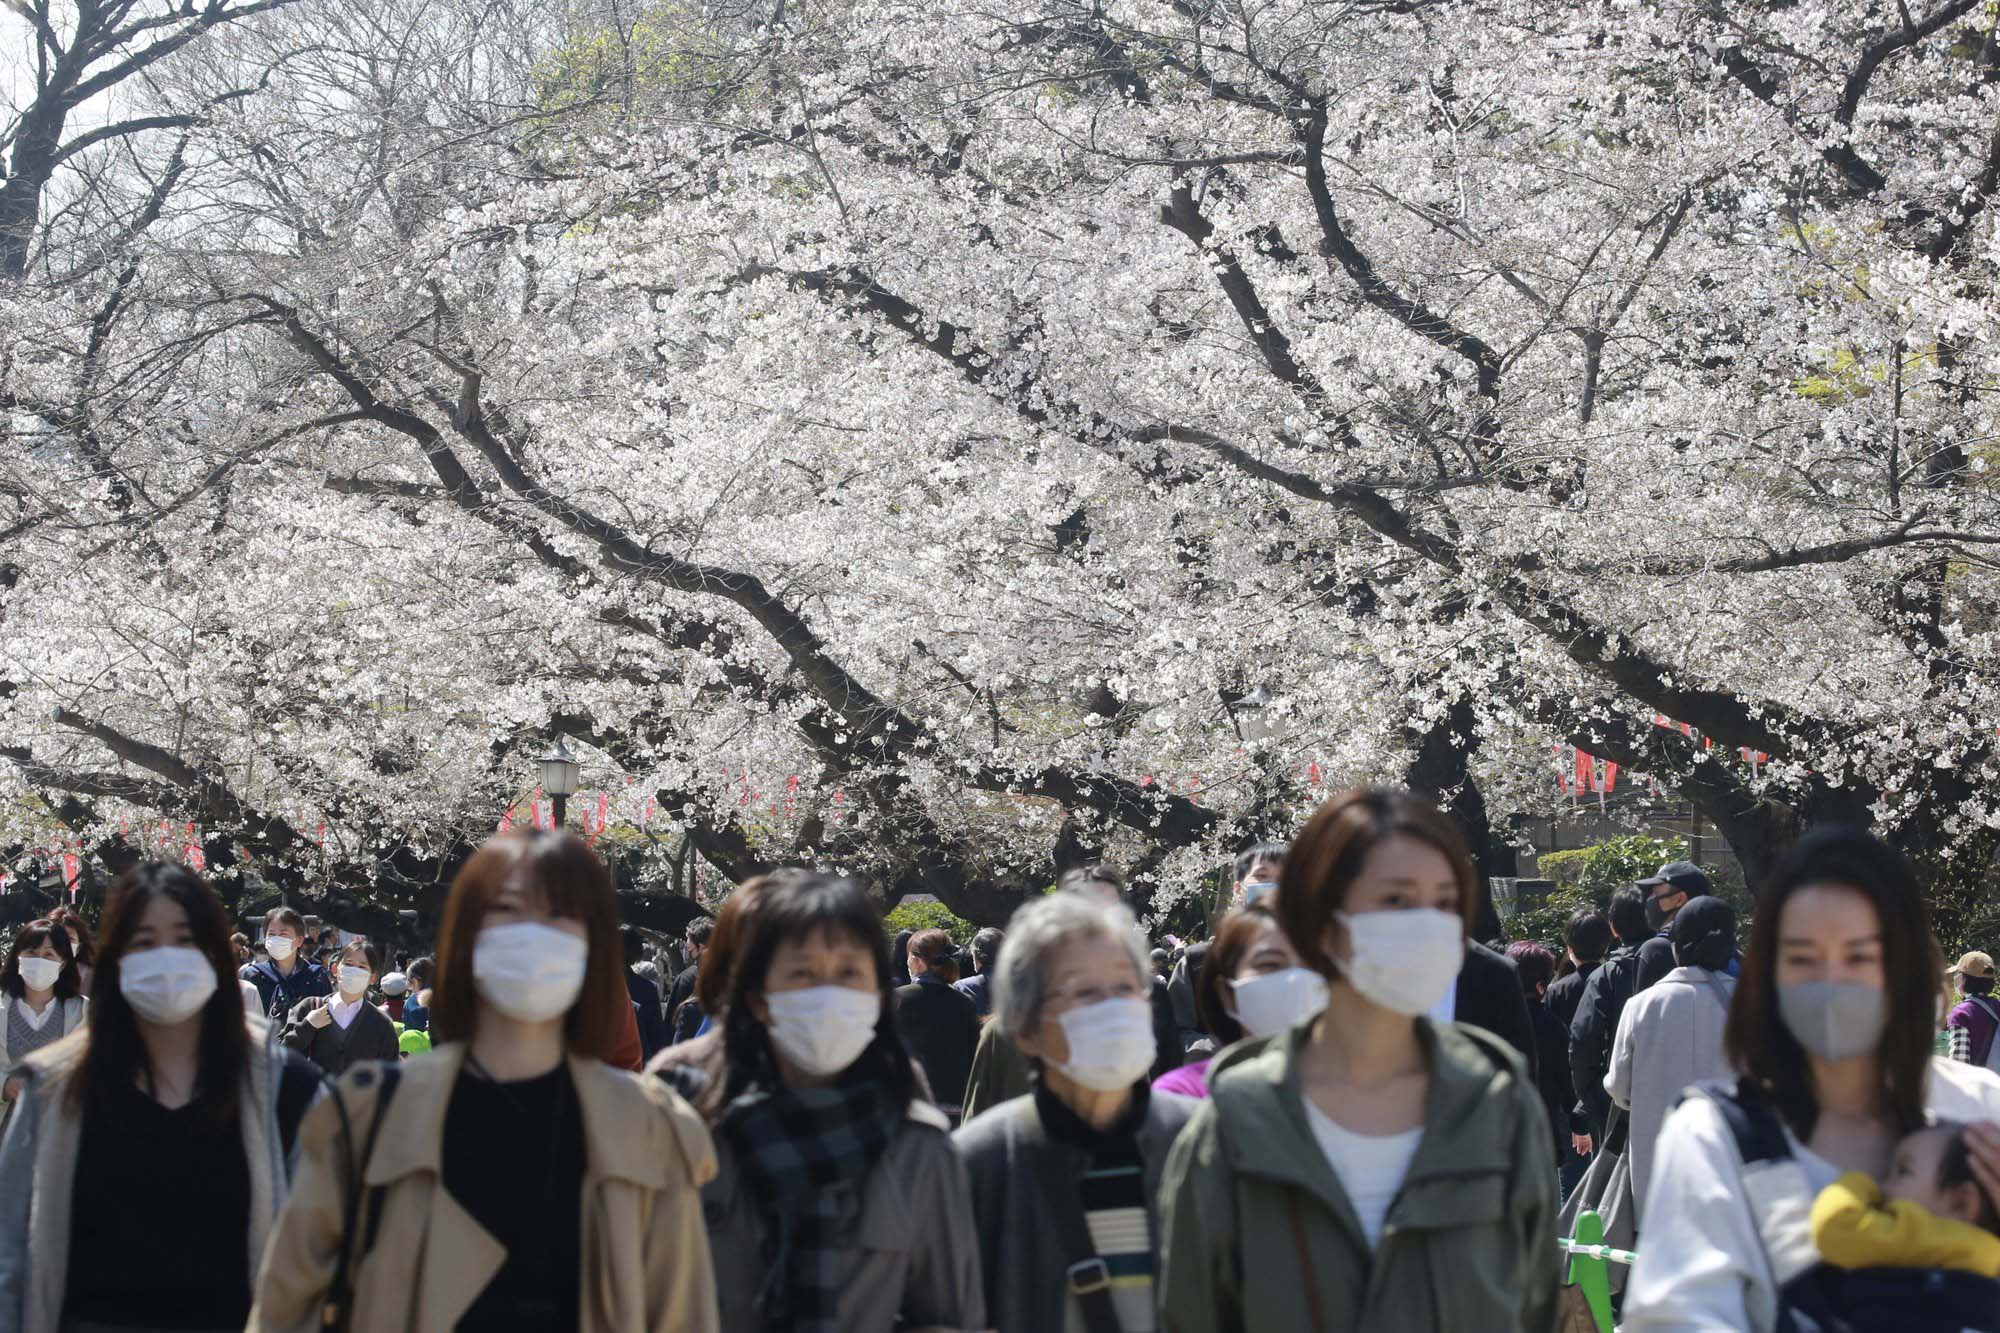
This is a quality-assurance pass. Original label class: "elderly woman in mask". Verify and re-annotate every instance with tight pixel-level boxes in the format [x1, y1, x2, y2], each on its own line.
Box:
[954, 892, 1200, 1333]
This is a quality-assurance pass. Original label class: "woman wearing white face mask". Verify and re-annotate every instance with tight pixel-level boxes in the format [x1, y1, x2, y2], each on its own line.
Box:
[1158, 787, 1558, 1333]
[1, 920, 87, 1114]
[278, 939, 399, 1077]
[0, 862, 323, 1333]
[249, 830, 720, 1332]
[1153, 904, 1324, 1100]
[954, 892, 1200, 1333]
[695, 872, 984, 1332]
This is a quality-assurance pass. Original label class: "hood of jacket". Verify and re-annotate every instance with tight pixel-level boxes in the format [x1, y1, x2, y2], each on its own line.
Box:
[1202, 1014, 1529, 1245]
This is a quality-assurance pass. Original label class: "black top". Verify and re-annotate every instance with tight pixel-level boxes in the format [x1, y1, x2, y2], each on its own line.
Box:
[624, 969, 670, 1060]
[441, 1061, 588, 1332]
[65, 1081, 252, 1329]
[1453, 941, 1539, 1083]
[894, 975, 980, 1113]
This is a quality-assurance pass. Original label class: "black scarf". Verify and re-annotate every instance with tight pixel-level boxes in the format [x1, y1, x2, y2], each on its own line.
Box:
[717, 1079, 903, 1333]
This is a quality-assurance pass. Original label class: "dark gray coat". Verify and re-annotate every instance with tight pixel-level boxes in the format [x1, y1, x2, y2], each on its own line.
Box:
[953, 1088, 1197, 1333]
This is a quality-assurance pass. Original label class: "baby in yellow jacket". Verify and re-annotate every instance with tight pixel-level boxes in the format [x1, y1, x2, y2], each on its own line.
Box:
[1810, 1121, 2000, 1277]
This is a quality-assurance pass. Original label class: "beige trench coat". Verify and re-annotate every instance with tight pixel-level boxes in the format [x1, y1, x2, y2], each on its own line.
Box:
[248, 1042, 720, 1333]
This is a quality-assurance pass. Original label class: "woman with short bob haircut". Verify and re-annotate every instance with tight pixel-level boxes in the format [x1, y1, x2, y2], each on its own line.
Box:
[2, 920, 87, 1094]
[1157, 788, 1557, 1333]
[250, 830, 720, 1332]
[697, 871, 984, 1332]
[1625, 826, 2000, 1331]
[0, 862, 320, 1333]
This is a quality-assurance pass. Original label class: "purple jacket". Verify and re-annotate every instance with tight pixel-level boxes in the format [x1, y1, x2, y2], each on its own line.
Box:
[1947, 995, 2000, 1066]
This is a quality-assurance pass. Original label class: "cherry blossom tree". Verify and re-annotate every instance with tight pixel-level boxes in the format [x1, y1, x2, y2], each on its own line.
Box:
[6, 0, 2000, 927]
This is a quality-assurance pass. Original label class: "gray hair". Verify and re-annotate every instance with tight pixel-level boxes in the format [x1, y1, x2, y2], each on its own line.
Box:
[991, 893, 1151, 1041]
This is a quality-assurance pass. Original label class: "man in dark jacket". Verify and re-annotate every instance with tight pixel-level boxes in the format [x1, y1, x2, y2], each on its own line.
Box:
[246, 906, 332, 1020]
[621, 925, 670, 1060]
[1569, 885, 1650, 1152]
[1449, 939, 1538, 1082]
[896, 929, 981, 1123]
[1544, 908, 1612, 1193]
[1633, 860, 1727, 991]
[952, 927, 1004, 1021]
[666, 917, 712, 1043]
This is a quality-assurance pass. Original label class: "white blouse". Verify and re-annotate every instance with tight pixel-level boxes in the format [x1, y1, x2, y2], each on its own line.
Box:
[1303, 1098, 1425, 1248]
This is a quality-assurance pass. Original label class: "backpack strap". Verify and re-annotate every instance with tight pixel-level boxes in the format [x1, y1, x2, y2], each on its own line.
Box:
[1016, 1101, 1125, 1333]
[1678, 1078, 1821, 1291]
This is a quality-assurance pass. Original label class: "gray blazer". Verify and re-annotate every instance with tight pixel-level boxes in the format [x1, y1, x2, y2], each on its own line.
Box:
[702, 1099, 985, 1332]
[953, 1088, 1198, 1333]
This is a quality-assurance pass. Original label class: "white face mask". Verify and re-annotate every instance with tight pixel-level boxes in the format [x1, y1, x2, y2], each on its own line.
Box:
[264, 936, 296, 963]
[472, 921, 588, 1022]
[1333, 908, 1465, 1016]
[765, 984, 881, 1076]
[120, 946, 219, 1024]
[17, 956, 63, 992]
[1242, 881, 1279, 906]
[1053, 995, 1156, 1091]
[1228, 967, 1329, 1037]
[337, 965, 372, 997]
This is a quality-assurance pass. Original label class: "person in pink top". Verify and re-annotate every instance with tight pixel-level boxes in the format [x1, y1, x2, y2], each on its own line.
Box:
[1153, 904, 1327, 1099]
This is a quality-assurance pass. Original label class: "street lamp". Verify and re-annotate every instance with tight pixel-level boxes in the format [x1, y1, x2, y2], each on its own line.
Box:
[538, 740, 581, 829]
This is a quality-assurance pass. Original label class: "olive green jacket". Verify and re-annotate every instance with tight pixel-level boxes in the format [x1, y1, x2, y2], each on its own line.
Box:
[1157, 1017, 1559, 1333]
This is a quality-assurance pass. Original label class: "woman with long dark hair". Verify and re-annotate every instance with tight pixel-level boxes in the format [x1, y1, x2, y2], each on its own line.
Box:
[45, 907, 96, 998]
[250, 830, 719, 1331]
[1626, 826, 2000, 1330]
[697, 872, 984, 1331]
[0, 862, 320, 1333]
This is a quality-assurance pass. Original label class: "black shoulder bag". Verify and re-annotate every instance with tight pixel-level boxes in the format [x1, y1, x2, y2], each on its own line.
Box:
[1022, 1114, 1126, 1333]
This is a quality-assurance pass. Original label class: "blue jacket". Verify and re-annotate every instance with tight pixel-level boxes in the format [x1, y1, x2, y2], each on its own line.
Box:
[246, 958, 331, 1020]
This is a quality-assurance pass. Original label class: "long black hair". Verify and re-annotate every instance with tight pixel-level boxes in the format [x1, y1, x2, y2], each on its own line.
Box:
[710, 872, 917, 1120]
[1725, 826, 1938, 1139]
[70, 862, 250, 1124]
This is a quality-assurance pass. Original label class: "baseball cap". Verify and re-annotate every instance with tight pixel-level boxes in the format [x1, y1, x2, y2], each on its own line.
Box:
[1950, 951, 1995, 979]
[1670, 896, 1737, 971]
[1638, 861, 1715, 897]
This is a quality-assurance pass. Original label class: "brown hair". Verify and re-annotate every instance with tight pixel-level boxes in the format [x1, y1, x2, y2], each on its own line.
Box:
[694, 871, 798, 1013]
[3, 919, 79, 1000]
[1276, 787, 1478, 976]
[1725, 825, 1937, 1139]
[47, 906, 96, 966]
[1196, 905, 1282, 1045]
[908, 928, 960, 983]
[71, 862, 248, 1123]
[430, 831, 628, 1059]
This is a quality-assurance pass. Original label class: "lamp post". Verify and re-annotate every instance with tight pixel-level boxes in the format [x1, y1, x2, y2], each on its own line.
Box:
[538, 740, 581, 830]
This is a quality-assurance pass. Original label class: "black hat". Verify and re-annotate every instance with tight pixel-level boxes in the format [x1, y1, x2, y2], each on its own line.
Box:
[1670, 895, 1736, 971]
[1638, 860, 1714, 897]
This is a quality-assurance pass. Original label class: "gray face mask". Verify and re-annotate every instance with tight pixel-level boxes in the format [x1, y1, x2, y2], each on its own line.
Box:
[1777, 981, 1886, 1062]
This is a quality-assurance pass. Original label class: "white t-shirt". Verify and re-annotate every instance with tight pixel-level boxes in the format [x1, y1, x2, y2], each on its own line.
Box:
[1302, 1099, 1425, 1248]
[1625, 1056, 2000, 1332]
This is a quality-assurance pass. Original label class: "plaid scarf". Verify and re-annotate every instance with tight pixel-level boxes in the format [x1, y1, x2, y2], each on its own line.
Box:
[717, 1079, 902, 1333]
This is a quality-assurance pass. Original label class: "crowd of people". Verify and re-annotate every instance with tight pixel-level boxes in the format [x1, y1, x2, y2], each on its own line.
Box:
[2, 786, 2000, 1331]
